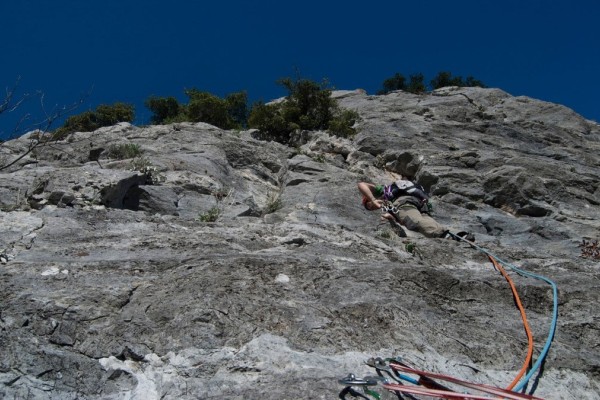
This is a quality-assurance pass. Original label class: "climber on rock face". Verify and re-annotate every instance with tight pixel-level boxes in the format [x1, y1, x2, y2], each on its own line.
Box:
[358, 180, 474, 241]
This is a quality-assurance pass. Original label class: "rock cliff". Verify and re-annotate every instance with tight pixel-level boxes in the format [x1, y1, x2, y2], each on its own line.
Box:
[1, 87, 599, 399]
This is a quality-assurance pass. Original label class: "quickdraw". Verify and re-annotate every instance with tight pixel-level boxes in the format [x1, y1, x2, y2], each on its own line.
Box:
[338, 233, 558, 399]
[381, 201, 399, 216]
[339, 357, 543, 400]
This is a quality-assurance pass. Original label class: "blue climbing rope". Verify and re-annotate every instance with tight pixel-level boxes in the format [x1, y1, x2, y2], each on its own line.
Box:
[453, 234, 559, 392]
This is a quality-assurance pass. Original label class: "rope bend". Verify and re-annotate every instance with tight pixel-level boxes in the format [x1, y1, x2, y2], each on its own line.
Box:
[451, 233, 558, 392]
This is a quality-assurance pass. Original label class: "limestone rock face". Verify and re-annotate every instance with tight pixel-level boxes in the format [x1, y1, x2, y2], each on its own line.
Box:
[1, 88, 599, 399]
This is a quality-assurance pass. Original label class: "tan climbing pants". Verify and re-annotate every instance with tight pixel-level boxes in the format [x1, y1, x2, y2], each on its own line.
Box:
[395, 205, 445, 238]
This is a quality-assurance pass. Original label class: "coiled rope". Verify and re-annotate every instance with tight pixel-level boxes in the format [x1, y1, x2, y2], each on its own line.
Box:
[384, 360, 543, 399]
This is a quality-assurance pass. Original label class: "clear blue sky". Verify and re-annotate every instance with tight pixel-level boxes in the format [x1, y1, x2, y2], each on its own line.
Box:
[1, 0, 599, 139]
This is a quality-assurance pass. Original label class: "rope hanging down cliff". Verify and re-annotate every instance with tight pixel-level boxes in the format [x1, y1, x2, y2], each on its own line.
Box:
[338, 233, 558, 399]
[450, 233, 559, 394]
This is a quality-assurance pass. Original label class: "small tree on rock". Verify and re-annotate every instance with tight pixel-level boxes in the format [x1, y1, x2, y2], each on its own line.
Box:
[430, 71, 486, 89]
[406, 73, 427, 94]
[144, 90, 248, 129]
[144, 96, 181, 124]
[248, 77, 358, 144]
[53, 102, 134, 139]
[377, 73, 407, 95]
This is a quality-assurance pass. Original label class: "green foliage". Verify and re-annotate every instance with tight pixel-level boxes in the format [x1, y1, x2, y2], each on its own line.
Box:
[311, 153, 325, 163]
[54, 102, 134, 139]
[247, 102, 291, 139]
[464, 75, 486, 88]
[95, 103, 135, 126]
[130, 156, 152, 172]
[278, 78, 334, 130]
[431, 71, 486, 89]
[328, 109, 360, 138]
[379, 229, 392, 239]
[378, 71, 486, 94]
[186, 89, 232, 128]
[144, 96, 181, 124]
[248, 77, 359, 144]
[130, 156, 166, 185]
[187, 89, 248, 128]
[107, 143, 142, 160]
[55, 111, 96, 137]
[225, 91, 249, 127]
[198, 206, 220, 222]
[430, 71, 459, 89]
[377, 73, 407, 94]
[406, 73, 427, 94]
[144, 90, 248, 129]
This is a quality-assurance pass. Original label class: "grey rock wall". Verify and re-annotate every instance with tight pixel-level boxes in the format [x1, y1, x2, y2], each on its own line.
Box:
[1, 87, 599, 399]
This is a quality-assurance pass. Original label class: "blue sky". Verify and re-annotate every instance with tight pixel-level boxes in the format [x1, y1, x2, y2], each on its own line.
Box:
[1, 1, 599, 139]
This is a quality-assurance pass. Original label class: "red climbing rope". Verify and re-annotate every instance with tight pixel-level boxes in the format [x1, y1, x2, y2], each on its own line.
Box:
[340, 235, 553, 399]
[384, 361, 543, 399]
[380, 254, 538, 399]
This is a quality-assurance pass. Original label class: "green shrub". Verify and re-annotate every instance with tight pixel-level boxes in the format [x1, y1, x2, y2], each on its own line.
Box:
[198, 206, 220, 222]
[130, 156, 166, 185]
[430, 71, 458, 89]
[144, 96, 181, 124]
[55, 111, 97, 137]
[430, 71, 486, 89]
[464, 75, 486, 88]
[247, 102, 292, 140]
[225, 91, 249, 127]
[406, 73, 427, 94]
[95, 103, 135, 126]
[185, 89, 233, 128]
[248, 77, 358, 144]
[107, 143, 142, 160]
[377, 73, 407, 94]
[53, 102, 134, 139]
[379, 71, 486, 94]
[144, 90, 247, 129]
[328, 109, 360, 138]
[279, 78, 334, 130]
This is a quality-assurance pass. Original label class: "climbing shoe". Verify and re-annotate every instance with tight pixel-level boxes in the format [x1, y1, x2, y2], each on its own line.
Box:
[388, 219, 407, 237]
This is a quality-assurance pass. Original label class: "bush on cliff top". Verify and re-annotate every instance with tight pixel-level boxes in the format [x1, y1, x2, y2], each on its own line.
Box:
[248, 77, 359, 144]
[53, 102, 134, 139]
[378, 71, 486, 94]
[145, 90, 248, 129]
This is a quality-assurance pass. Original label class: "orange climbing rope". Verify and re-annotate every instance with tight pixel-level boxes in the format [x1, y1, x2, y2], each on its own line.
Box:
[339, 235, 553, 399]
[487, 255, 534, 391]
